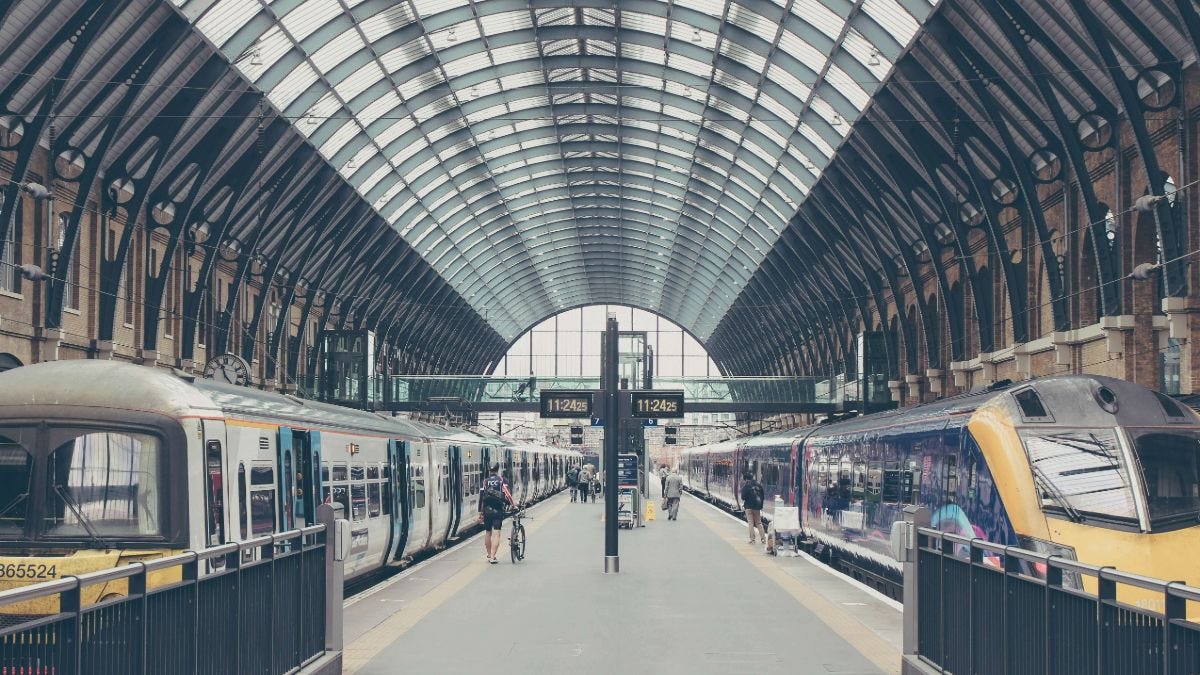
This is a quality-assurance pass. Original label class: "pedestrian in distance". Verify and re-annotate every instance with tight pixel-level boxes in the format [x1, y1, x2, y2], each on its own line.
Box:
[664, 467, 684, 520]
[741, 471, 768, 548]
[659, 465, 668, 499]
[577, 465, 593, 505]
[566, 464, 580, 502]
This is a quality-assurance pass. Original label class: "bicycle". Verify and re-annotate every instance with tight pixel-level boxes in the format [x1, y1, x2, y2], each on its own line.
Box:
[509, 505, 527, 563]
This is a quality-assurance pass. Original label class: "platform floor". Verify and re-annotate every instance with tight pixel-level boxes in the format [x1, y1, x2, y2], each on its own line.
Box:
[342, 493, 901, 674]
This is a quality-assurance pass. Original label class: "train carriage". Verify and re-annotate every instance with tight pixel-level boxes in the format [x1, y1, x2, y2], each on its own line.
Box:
[683, 375, 1200, 612]
[0, 361, 578, 611]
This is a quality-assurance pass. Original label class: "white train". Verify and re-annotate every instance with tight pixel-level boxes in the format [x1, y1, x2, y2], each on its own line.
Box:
[0, 361, 577, 604]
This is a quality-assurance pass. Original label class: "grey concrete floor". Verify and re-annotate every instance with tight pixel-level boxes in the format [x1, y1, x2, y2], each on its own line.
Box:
[343, 493, 900, 675]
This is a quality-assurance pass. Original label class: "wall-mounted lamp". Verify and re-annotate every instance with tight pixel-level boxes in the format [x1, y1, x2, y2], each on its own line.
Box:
[1134, 194, 1167, 213]
[1132, 261, 1161, 281]
[20, 182, 50, 200]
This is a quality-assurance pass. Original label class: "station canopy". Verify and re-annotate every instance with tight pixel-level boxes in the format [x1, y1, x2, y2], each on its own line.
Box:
[172, 0, 939, 342]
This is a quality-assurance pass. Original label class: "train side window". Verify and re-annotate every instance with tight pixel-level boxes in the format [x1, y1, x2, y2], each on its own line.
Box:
[367, 466, 379, 480]
[1012, 387, 1053, 423]
[321, 465, 329, 482]
[412, 467, 426, 510]
[944, 455, 958, 501]
[249, 465, 276, 536]
[204, 440, 226, 546]
[238, 463, 248, 539]
[363, 483, 378, 519]
[0, 437, 32, 534]
[351, 465, 367, 521]
[332, 465, 348, 482]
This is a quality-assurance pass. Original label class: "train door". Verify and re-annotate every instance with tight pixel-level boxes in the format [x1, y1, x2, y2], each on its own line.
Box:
[277, 429, 298, 531]
[409, 442, 432, 552]
[200, 421, 228, 561]
[386, 439, 411, 562]
[447, 445, 463, 540]
[292, 430, 323, 527]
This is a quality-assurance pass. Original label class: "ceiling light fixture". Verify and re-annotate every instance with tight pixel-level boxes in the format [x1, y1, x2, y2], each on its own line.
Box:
[447, 27, 457, 43]
[691, 28, 702, 43]
[832, 114, 844, 127]
[868, 49, 881, 67]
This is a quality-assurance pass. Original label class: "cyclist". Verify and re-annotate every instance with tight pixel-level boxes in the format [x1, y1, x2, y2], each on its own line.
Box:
[479, 463, 515, 564]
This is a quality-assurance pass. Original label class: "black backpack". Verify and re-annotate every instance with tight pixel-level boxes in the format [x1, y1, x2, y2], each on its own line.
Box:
[745, 481, 765, 509]
[567, 468, 579, 483]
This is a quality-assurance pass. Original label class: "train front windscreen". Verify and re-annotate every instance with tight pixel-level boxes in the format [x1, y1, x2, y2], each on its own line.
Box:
[0, 427, 168, 546]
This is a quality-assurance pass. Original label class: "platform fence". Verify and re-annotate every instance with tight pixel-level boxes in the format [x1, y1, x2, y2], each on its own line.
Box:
[905, 523, 1200, 674]
[0, 523, 336, 675]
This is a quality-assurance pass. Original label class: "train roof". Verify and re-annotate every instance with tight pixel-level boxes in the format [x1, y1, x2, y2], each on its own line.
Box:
[680, 374, 1198, 453]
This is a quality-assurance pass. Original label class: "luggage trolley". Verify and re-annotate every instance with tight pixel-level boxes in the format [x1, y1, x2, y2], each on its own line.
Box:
[767, 496, 801, 556]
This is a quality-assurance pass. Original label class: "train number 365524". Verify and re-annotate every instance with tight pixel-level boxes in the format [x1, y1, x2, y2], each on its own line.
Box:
[0, 563, 57, 579]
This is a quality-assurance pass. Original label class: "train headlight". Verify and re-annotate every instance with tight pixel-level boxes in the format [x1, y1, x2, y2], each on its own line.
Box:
[1017, 536, 1081, 589]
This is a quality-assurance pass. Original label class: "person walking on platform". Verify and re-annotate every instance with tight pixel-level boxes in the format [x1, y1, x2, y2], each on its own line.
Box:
[664, 467, 683, 520]
[659, 465, 669, 499]
[741, 472, 768, 547]
[567, 465, 580, 503]
[577, 465, 593, 505]
[479, 464, 514, 564]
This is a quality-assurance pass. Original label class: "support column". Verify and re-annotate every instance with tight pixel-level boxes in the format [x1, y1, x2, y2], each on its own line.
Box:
[603, 315, 620, 574]
[925, 369, 943, 395]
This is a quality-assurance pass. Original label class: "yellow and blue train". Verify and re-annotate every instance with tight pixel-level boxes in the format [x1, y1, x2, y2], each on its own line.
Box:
[684, 375, 1200, 605]
[0, 361, 578, 610]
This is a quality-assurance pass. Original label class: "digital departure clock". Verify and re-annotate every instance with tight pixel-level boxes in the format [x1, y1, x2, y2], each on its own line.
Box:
[630, 391, 685, 418]
[539, 390, 595, 418]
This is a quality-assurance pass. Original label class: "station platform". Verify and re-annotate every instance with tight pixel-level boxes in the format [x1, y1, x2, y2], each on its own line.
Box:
[340, 493, 902, 674]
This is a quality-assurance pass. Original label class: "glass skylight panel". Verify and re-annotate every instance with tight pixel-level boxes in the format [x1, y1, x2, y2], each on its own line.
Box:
[727, 5, 776, 37]
[862, 0, 920, 44]
[360, 5, 416, 42]
[335, 61, 385, 102]
[797, 123, 835, 157]
[407, 0, 453, 20]
[778, 29, 828, 74]
[479, 11, 532, 36]
[357, 91, 402, 126]
[319, 119, 361, 158]
[826, 63, 870, 110]
[196, 0, 260, 48]
[757, 93, 799, 129]
[311, 29, 366, 73]
[379, 39, 432, 73]
[790, 0, 847, 40]
[360, 164, 392, 195]
[281, 0, 341, 43]
[239, 27, 291, 82]
[267, 61, 320, 109]
[666, 53, 715, 82]
[441, 51, 487, 79]
[677, 0, 725, 18]
[843, 30, 892, 78]
[764, 64, 812, 101]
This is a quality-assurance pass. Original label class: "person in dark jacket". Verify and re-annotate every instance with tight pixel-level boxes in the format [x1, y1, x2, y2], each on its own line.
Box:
[740, 471, 768, 546]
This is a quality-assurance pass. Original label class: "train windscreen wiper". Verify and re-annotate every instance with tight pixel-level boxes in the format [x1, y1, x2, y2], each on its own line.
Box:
[1030, 463, 1083, 523]
[53, 484, 113, 551]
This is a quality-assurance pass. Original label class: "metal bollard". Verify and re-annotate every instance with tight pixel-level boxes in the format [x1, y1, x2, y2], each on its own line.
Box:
[899, 505, 930, 667]
[318, 503, 346, 653]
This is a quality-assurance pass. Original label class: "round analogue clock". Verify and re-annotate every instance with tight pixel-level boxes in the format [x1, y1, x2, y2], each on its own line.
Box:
[203, 353, 251, 386]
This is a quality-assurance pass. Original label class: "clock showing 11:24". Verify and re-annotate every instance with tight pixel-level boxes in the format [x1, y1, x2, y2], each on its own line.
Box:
[203, 353, 251, 386]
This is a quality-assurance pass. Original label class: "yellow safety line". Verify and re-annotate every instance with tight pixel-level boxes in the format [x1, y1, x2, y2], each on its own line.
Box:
[343, 497, 571, 673]
[689, 501, 902, 675]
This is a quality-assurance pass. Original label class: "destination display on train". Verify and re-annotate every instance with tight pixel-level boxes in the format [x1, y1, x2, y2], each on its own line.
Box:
[629, 391, 685, 418]
[539, 390, 595, 418]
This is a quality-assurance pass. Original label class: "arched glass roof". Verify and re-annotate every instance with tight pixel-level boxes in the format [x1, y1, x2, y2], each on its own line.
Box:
[171, 0, 939, 341]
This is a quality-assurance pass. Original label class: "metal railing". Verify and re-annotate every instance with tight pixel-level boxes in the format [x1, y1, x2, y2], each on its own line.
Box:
[0, 517, 341, 675]
[898, 515, 1200, 674]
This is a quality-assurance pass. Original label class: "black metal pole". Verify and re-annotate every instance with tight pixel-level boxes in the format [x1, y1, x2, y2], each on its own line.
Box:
[603, 315, 620, 573]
